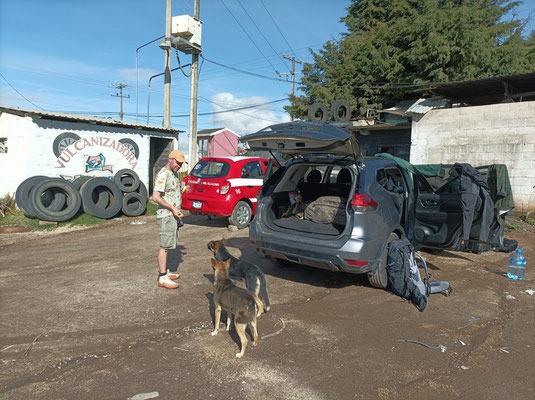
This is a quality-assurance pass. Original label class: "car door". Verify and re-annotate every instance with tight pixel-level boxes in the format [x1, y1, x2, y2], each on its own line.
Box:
[240, 160, 264, 201]
[412, 172, 463, 248]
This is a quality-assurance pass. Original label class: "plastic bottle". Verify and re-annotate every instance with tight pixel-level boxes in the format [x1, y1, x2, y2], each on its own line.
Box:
[507, 248, 526, 280]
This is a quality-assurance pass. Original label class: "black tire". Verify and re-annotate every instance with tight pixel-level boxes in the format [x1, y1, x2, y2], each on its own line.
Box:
[72, 176, 92, 191]
[15, 176, 47, 216]
[368, 232, 399, 289]
[94, 186, 111, 209]
[307, 102, 328, 122]
[75, 177, 109, 208]
[228, 201, 252, 229]
[80, 177, 123, 219]
[331, 99, 351, 121]
[118, 139, 139, 159]
[52, 132, 81, 157]
[41, 188, 67, 213]
[122, 192, 146, 217]
[121, 176, 134, 186]
[28, 178, 81, 222]
[15, 176, 65, 217]
[114, 169, 140, 193]
[136, 181, 148, 202]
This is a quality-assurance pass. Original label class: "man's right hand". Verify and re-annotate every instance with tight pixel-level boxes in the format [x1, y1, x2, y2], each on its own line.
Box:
[172, 207, 183, 219]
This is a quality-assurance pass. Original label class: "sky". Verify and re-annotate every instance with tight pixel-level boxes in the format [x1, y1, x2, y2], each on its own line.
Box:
[1, 0, 533, 155]
[0, 0, 348, 154]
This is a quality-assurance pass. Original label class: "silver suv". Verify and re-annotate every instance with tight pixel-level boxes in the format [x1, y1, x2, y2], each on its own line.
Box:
[240, 121, 512, 288]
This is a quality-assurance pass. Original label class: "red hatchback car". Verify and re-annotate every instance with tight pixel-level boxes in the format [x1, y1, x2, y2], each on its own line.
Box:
[181, 156, 270, 228]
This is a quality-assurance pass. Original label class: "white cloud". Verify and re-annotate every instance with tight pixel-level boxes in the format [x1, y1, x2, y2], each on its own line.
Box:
[209, 93, 290, 136]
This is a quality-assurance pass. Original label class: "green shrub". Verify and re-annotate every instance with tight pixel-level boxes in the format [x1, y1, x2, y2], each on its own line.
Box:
[505, 222, 521, 231]
[146, 201, 158, 215]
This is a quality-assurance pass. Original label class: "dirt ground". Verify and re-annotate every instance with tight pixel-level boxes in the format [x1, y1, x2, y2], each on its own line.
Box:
[1, 213, 534, 400]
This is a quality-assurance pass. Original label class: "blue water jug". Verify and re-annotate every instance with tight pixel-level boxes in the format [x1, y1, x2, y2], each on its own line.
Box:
[507, 248, 526, 280]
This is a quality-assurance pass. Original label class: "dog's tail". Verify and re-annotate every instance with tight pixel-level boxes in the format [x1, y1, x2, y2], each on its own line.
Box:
[259, 276, 271, 312]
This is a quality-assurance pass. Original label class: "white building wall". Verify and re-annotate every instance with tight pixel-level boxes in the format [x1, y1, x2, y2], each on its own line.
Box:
[0, 113, 31, 195]
[0, 113, 177, 196]
[410, 101, 535, 211]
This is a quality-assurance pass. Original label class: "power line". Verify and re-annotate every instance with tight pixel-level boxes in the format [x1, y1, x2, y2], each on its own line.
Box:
[259, 0, 297, 58]
[235, 0, 290, 72]
[200, 55, 289, 83]
[218, 0, 280, 75]
[173, 98, 287, 117]
[58, 98, 287, 119]
[200, 96, 283, 124]
[0, 71, 45, 110]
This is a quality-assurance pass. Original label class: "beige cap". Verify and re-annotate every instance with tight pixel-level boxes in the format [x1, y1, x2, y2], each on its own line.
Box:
[169, 150, 187, 163]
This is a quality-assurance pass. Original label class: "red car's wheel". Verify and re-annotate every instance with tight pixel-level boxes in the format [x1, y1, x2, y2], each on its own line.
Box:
[229, 201, 252, 229]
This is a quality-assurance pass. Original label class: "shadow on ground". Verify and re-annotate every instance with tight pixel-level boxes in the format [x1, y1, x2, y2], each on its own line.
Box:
[222, 237, 370, 289]
[182, 214, 229, 228]
[166, 244, 185, 273]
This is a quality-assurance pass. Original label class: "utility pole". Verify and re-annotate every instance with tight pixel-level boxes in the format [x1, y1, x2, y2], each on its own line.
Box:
[111, 83, 130, 121]
[188, 0, 200, 168]
[278, 53, 302, 121]
[163, 0, 172, 129]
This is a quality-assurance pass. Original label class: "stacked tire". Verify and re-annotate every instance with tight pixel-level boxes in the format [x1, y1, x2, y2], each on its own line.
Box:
[114, 169, 148, 217]
[15, 169, 148, 221]
[15, 176, 81, 222]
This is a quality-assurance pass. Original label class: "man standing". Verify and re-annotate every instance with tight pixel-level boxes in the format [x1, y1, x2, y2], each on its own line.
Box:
[151, 149, 187, 289]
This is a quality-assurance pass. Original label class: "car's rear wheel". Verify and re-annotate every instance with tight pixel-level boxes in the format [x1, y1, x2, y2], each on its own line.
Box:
[229, 201, 252, 229]
[368, 232, 399, 289]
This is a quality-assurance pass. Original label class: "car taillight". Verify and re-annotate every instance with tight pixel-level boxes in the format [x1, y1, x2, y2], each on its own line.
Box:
[351, 193, 378, 212]
[345, 260, 368, 266]
[220, 180, 231, 195]
[183, 185, 192, 194]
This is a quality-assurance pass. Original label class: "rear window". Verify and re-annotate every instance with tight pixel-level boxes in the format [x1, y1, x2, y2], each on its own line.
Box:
[191, 160, 230, 178]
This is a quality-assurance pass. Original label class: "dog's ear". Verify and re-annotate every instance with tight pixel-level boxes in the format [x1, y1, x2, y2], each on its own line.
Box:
[221, 238, 227, 245]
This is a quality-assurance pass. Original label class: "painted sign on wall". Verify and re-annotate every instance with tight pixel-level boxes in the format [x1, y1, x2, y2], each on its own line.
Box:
[53, 132, 140, 179]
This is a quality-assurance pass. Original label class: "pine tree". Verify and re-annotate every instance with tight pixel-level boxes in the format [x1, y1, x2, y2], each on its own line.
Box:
[286, 0, 535, 119]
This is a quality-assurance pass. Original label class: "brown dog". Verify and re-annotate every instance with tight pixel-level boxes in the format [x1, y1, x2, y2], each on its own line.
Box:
[207, 239, 270, 317]
[210, 258, 258, 358]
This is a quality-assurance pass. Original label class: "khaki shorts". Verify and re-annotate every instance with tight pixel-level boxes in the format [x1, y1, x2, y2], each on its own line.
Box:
[157, 215, 180, 249]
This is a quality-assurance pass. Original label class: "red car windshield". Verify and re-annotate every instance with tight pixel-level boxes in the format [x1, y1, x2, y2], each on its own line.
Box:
[191, 160, 230, 178]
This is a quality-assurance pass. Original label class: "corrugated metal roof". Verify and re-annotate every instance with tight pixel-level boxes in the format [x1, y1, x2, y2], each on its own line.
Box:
[382, 98, 448, 116]
[198, 128, 223, 135]
[0, 106, 182, 135]
[413, 72, 535, 105]
[197, 128, 239, 137]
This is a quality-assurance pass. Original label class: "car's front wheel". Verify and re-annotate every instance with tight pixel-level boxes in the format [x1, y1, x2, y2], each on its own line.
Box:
[229, 201, 252, 229]
[368, 232, 399, 289]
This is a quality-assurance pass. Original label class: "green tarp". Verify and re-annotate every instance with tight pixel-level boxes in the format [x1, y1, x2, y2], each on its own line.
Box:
[373, 154, 515, 209]
[374, 153, 441, 176]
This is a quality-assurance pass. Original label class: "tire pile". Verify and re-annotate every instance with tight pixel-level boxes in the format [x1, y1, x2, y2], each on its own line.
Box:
[15, 169, 148, 222]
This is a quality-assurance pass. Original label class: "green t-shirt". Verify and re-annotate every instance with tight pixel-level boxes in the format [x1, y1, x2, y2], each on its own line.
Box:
[153, 167, 182, 218]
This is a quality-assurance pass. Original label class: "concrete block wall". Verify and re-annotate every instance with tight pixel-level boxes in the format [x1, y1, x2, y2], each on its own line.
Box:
[410, 101, 535, 211]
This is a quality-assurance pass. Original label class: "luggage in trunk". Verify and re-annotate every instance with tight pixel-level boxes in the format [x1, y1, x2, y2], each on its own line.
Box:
[304, 196, 347, 225]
